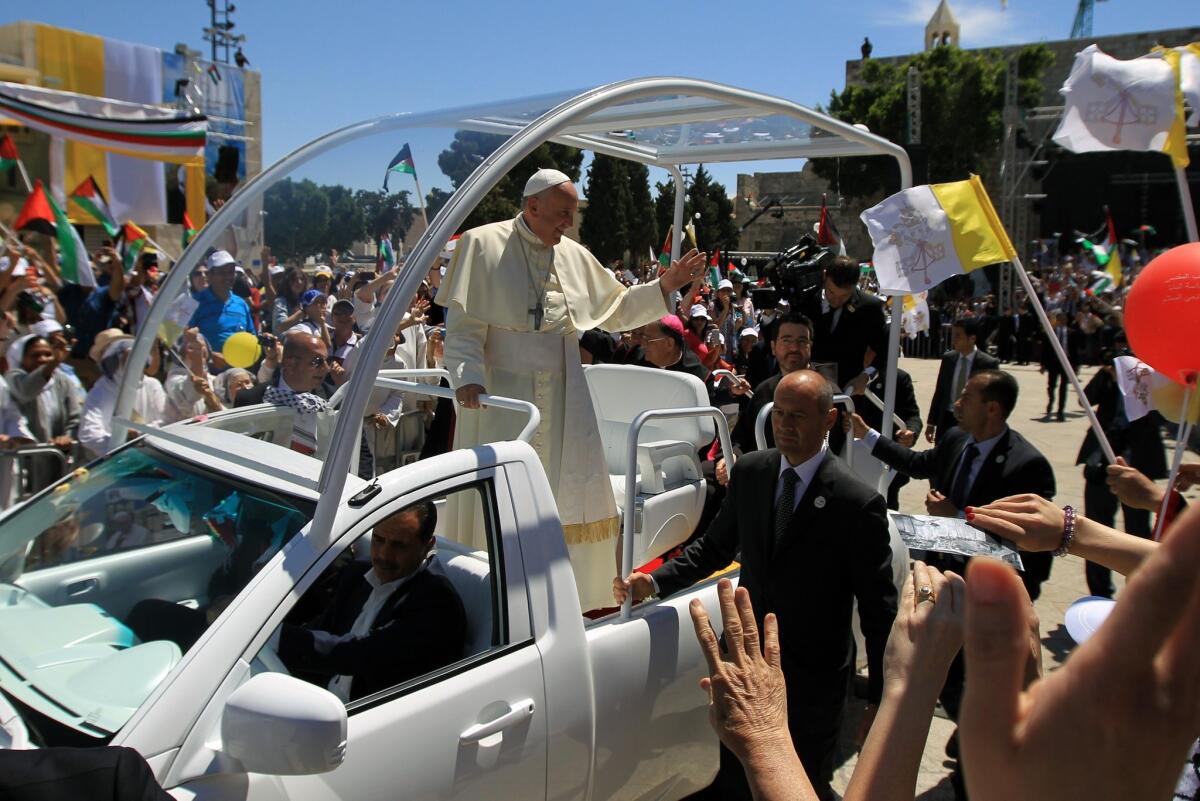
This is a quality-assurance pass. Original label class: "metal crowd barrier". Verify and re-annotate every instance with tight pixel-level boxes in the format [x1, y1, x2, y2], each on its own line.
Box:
[0, 445, 72, 505]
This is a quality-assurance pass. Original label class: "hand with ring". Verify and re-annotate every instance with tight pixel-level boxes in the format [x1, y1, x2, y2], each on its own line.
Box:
[880, 561, 966, 693]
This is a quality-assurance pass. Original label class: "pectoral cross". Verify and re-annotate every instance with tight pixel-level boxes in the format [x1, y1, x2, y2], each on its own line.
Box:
[530, 301, 544, 331]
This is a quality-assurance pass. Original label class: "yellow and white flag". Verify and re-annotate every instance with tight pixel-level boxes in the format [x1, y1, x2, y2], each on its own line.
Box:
[1053, 44, 1189, 169]
[860, 175, 1015, 295]
[1177, 43, 1200, 128]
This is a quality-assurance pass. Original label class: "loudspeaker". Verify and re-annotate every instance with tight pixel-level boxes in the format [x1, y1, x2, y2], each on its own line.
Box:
[215, 145, 240, 184]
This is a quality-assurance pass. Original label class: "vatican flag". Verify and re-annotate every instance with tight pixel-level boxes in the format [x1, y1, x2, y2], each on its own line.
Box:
[1053, 44, 1189, 168]
[1177, 43, 1200, 127]
[860, 175, 1015, 295]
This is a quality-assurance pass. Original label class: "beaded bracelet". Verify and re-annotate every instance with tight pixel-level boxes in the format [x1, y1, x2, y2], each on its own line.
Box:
[1054, 505, 1076, 557]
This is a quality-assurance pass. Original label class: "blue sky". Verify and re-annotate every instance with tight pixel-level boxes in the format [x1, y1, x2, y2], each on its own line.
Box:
[10, 0, 1197, 197]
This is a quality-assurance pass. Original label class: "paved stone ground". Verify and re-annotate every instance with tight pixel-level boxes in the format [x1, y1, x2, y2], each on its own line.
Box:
[828, 355, 1199, 800]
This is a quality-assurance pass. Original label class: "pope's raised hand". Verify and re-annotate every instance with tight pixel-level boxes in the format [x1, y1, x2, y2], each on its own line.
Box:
[660, 248, 708, 294]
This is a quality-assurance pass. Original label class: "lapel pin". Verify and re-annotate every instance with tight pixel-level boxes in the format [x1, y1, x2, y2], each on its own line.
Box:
[814, 496, 826, 509]
[996, 454, 1005, 464]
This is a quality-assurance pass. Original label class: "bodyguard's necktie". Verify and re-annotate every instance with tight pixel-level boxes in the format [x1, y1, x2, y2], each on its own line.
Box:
[949, 442, 980, 510]
[952, 355, 968, 401]
[774, 469, 800, 547]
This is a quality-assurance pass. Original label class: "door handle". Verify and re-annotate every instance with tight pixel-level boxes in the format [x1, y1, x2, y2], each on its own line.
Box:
[458, 699, 535, 744]
[66, 578, 100, 597]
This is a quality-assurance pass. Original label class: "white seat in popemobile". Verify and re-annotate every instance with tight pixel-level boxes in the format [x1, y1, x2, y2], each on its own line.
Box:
[584, 364, 713, 568]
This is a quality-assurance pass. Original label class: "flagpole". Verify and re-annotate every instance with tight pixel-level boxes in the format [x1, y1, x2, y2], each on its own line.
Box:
[411, 173, 429, 231]
[14, 159, 33, 194]
[1010, 254, 1117, 464]
[142, 235, 178, 266]
[1174, 166, 1198, 242]
[1154, 380, 1195, 540]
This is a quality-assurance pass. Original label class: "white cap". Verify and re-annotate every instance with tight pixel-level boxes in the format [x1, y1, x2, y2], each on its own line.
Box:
[207, 250, 237, 269]
[269, 264, 285, 276]
[31, 320, 63, 338]
[741, 326, 759, 339]
[689, 304, 710, 319]
[523, 168, 572, 197]
[718, 278, 734, 291]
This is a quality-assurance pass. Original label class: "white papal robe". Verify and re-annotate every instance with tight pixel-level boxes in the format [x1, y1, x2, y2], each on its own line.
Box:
[438, 214, 669, 611]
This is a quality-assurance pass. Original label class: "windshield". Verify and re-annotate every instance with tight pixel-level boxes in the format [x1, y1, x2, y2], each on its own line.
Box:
[0, 441, 314, 743]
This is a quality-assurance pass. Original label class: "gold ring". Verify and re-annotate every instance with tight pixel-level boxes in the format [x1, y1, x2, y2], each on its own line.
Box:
[917, 585, 935, 604]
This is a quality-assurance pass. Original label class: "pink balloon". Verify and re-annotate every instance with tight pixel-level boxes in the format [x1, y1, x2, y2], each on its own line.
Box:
[1125, 242, 1200, 385]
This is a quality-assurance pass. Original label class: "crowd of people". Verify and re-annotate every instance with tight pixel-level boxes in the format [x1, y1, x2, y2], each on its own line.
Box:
[0, 234, 446, 507]
[0, 166, 1195, 801]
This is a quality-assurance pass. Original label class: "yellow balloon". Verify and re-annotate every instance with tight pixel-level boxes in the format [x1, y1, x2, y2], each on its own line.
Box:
[222, 331, 261, 369]
[1151, 378, 1200, 425]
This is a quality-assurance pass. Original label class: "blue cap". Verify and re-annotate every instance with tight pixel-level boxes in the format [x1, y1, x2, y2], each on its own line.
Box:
[300, 289, 326, 308]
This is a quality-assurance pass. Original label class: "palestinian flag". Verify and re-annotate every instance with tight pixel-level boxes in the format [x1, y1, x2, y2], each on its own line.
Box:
[0, 134, 17, 172]
[1078, 208, 1122, 289]
[658, 225, 673, 272]
[182, 211, 197, 248]
[119, 221, 149, 272]
[816, 194, 847, 256]
[69, 176, 119, 238]
[708, 249, 721, 288]
[379, 235, 396, 271]
[206, 63, 222, 85]
[14, 180, 56, 236]
[383, 143, 416, 191]
[46, 192, 95, 286]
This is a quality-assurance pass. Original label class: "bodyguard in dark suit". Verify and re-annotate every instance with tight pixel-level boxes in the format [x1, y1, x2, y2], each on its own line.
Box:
[799, 256, 889, 390]
[279, 501, 466, 702]
[1075, 357, 1167, 597]
[858, 370, 1056, 601]
[617, 371, 898, 801]
[925, 317, 999, 444]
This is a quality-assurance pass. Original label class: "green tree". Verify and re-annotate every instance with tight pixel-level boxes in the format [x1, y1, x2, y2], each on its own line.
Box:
[811, 44, 1053, 199]
[355, 189, 415, 241]
[436, 130, 583, 230]
[324, 184, 367, 254]
[626, 162, 658, 263]
[654, 178, 681, 250]
[263, 178, 330, 262]
[685, 165, 738, 255]
[425, 187, 452, 221]
[580, 154, 633, 264]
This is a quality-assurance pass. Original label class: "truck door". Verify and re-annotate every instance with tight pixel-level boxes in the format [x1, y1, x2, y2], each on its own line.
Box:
[169, 460, 549, 801]
[584, 579, 730, 800]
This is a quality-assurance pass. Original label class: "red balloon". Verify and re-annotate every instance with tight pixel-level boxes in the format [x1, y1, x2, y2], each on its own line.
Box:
[1125, 242, 1200, 385]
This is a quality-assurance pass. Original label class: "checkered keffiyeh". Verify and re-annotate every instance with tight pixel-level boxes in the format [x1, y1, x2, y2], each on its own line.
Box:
[264, 385, 330, 414]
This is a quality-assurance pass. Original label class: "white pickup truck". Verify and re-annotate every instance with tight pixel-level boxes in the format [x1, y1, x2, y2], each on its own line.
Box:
[0, 77, 914, 798]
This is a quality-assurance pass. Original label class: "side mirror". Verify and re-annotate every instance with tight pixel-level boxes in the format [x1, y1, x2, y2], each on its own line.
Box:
[221, 673, 347, 775]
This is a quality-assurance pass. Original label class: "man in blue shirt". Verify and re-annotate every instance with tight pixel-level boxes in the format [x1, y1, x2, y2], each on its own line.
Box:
[189, 250, 256, 364]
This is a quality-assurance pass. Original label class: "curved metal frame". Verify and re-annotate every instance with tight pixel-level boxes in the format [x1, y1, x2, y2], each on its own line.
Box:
[753, 395, 857, 468]
[619, 406, 734, 619]
[112, 76, 912, 565]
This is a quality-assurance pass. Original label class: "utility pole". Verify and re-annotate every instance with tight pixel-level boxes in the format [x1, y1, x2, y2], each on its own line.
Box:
[906, 67, 921, 146]
[998, 58, 1022, 315]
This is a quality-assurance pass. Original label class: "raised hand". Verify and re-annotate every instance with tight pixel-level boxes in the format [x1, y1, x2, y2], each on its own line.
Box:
[659, 248, 708, 294]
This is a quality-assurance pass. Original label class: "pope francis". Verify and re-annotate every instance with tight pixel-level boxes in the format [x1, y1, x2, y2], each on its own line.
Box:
[437, 168, 705, 611]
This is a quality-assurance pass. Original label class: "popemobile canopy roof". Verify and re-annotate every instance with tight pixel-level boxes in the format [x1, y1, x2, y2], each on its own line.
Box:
[398, 82, 908, 167]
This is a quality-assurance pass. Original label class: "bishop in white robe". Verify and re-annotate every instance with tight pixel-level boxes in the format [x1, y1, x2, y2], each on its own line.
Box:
[437, 169, 704, 611]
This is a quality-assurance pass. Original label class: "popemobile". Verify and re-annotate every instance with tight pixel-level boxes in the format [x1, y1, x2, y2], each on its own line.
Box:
[0, 78, 912, 800]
